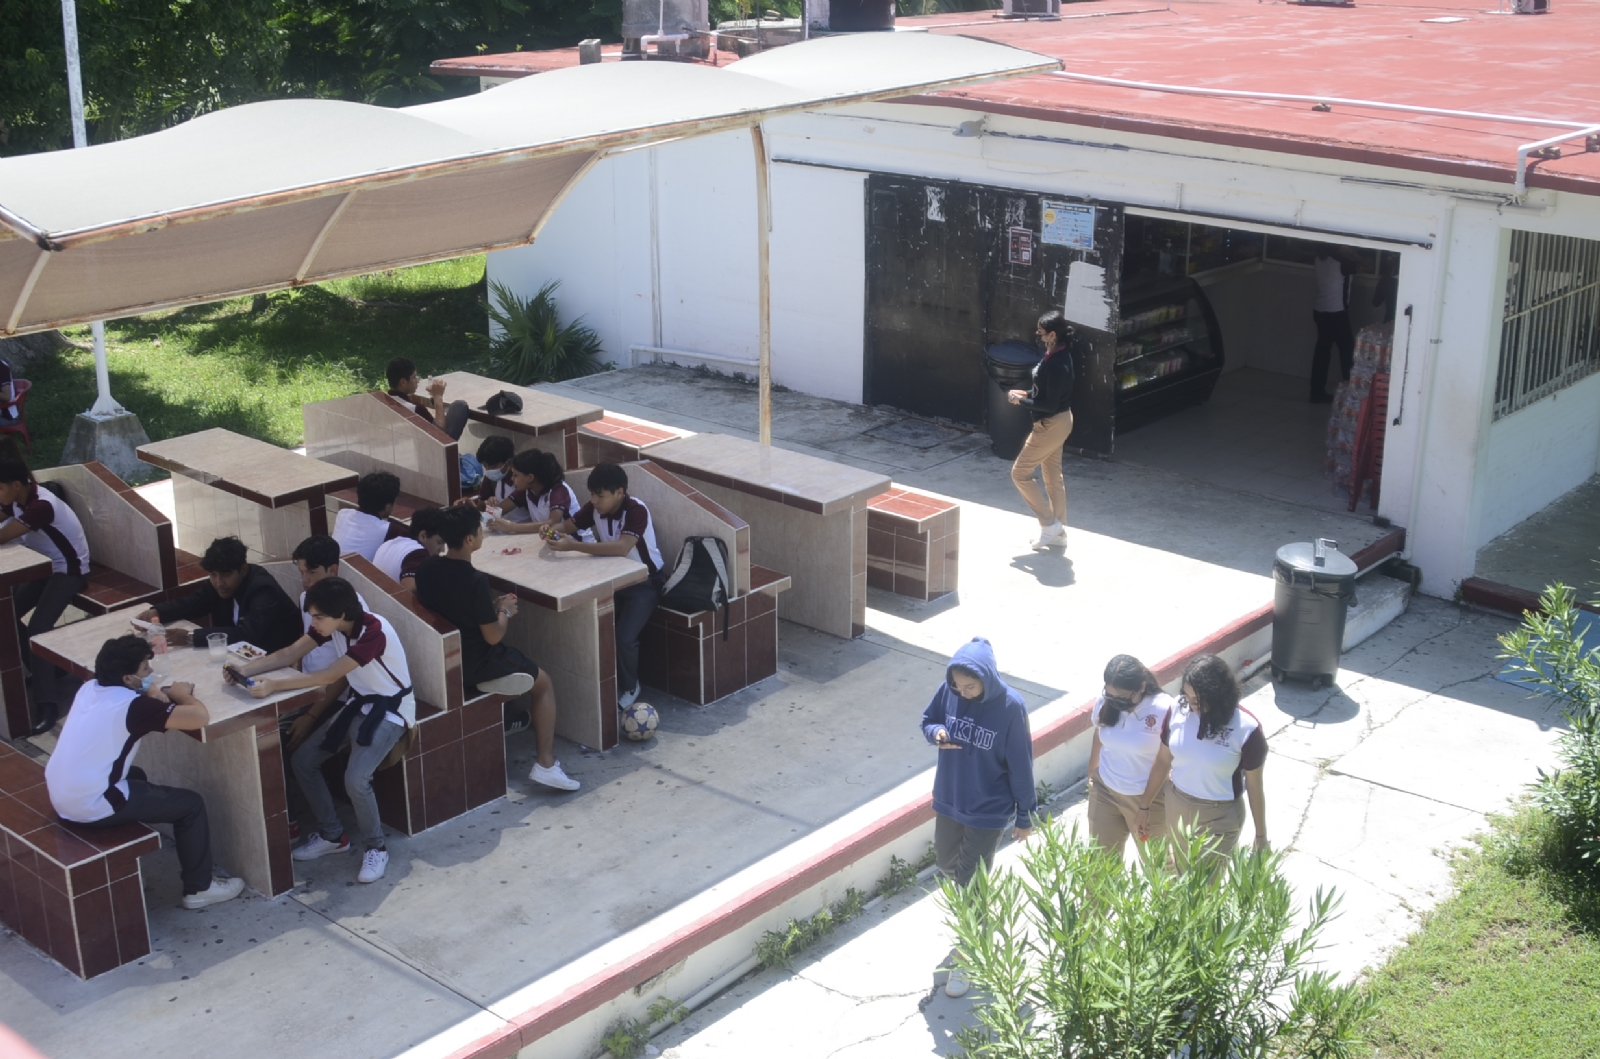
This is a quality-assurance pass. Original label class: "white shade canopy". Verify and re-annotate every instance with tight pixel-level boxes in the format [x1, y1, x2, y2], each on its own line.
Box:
[0, 32, 1057, 336]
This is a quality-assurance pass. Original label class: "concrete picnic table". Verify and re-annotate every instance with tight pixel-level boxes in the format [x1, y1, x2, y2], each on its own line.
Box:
[472, 530, 648, 751]
[644, 432, 891, 639]
[0, 541, 54, 740]
[137, 428, 358, 562]
[32, 611, 321, 897]
[424, 371, 603, 469]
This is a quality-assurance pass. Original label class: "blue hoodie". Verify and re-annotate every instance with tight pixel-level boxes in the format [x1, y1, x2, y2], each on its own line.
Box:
[920, 638, 1037, 831]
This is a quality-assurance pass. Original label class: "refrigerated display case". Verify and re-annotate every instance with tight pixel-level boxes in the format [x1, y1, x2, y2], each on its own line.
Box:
[1114, 275, 1225, 430]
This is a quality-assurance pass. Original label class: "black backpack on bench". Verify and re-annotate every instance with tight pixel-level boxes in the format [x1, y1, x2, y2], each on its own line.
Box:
[659, 536, 733, 639]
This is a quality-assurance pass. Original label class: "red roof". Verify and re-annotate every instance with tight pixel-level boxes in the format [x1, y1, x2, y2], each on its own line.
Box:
[431, 0, 1600, 194]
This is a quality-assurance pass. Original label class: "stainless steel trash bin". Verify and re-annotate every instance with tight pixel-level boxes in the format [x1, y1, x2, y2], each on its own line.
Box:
[1271, 538, 1358, 688]
[983, 340, 1041, 460]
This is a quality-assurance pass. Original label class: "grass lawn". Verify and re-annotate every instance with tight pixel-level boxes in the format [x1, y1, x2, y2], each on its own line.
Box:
[23, 256, 489, 473]
[1366, 809, 1600, 1058]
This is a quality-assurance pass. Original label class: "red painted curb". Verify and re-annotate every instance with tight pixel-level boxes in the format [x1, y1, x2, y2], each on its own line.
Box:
[1460, 576, 1600, 618]
[444, 529, 1406, 1058]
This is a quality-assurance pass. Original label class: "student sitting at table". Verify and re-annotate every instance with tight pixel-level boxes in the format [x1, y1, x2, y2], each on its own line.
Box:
[45, 634, 245, 909]
[414, 506, 580, 792]
[138, 536, 302, 654]
[286, 534, 368, 714]
[0, 458, 93, 735]
[372, 507, 448, 588]
[545, 462, 663, 711]
[333, 471, 401, 562]
[488, 449, 579, 537]
[386, 357, 469, 440]
[466, 435, 517, 513]
[228, 577, 413, 884]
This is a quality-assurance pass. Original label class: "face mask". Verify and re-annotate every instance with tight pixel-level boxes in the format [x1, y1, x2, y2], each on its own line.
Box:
[485, 468, 505, 482]
[137, 673, 154, 692]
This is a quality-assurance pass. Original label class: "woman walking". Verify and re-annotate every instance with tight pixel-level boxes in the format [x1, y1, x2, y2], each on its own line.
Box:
[921, 637, 1036, 997]
[1134, 654, 1268, 870]
[1086, 655, 1175, 859]
[1007, 310, 1075, 551]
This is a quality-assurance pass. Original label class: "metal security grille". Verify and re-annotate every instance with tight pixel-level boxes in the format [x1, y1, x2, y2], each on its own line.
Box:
[1494, 230, 1600, 420]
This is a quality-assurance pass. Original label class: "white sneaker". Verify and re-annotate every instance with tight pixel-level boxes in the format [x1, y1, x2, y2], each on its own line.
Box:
[182, 876, 244, 910]
[1031, 523, 1067, 551]
[479, 673, 535, 697]
[357, 848, 389, 883]
[618, 684, 640, 709]
[944, 964, 970, 998]
[530, 760, 580, 791]
[292, 833, 351, 861]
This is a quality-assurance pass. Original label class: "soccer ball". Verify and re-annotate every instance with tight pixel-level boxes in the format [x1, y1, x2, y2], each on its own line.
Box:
[619, 702, 659, 742]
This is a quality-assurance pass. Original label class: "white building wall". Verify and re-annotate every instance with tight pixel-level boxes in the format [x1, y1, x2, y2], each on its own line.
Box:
[1476, 371, 1600, 548]
[490, 94, 1600, 598]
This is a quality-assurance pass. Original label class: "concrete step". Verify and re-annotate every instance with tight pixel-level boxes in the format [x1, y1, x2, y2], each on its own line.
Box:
[1344, 567, 1414, 652]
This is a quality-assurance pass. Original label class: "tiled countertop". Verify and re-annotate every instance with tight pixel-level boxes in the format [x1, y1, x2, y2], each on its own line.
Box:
[472, 533, 648, 611]
[645, 433, 891, 516]
[428, 372, 604, 433]
[138, 429, 358, 508]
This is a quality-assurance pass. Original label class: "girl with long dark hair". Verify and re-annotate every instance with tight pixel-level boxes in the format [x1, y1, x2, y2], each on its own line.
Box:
[1007, 310, 1076, 551]
[1086, 654, 1175, 858]
[1133, 654, 1268, 869]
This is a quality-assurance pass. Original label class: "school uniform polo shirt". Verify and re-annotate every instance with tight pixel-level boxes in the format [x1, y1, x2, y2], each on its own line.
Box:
[333, 508, 391, 561]
[513, 481, 579, 524]
[308, 612, 415, 726]
[1162, 701, 1268, 801]
[298, 587, 369, 674]
[571, 495, 663, 574]
[1095, 691, 1175, 797]
[46, 681, 175, 822]
[5, 484, 90, 575]
[373, 536, 425, 583]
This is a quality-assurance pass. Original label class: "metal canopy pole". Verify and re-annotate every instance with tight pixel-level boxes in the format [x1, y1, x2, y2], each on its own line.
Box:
[752, 123, 772, 445]
[60, 0, 124, 418]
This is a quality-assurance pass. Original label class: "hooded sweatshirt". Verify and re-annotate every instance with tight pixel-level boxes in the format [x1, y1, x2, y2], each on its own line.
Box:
[920, 638, 1037, 830]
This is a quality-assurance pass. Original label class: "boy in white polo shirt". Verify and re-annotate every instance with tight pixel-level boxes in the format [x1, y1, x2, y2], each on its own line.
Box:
[333, 472, 401, 561]
[228, 577, 414, 884]
[45, 635, 244, 909]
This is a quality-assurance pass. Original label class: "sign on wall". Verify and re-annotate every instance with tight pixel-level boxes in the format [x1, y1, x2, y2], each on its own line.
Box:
[1008, 227, 1034, 266]
[1041, 201, 1096, 250]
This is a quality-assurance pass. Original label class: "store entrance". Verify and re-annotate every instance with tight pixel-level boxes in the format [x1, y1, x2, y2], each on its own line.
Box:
[1111, 214, 1402, 513]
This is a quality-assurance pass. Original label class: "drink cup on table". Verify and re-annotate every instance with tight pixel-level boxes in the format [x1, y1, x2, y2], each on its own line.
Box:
[207, 633, 229, 660]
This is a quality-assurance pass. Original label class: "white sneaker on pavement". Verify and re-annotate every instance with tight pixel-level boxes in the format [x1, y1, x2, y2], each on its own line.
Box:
[944, 964, 971, 998]
[1031, 522, 1067, 551]
[479, 673, 536, 697]
[357, 848, 389, 883]
[292, 833, 351, 861]
[182, 876, 244, 910]
[530, 760, 580, 791]
[618, 684, 640, 709]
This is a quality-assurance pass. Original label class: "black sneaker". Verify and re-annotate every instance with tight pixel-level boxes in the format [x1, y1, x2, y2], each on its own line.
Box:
[503, 708, 532, 734]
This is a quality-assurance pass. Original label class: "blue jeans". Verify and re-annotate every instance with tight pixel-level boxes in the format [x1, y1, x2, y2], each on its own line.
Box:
[292, 713, 405, 851]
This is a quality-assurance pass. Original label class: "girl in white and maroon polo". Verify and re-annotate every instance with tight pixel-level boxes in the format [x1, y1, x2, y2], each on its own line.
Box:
[1085, 654, 1174, 859]
[1133, 653, 1268, 870]
[489, 449, 580, 537]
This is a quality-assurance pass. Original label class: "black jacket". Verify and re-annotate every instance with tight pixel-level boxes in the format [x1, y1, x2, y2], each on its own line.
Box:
[1018, 347, 1074, 421]
[154, 564, 303, 653]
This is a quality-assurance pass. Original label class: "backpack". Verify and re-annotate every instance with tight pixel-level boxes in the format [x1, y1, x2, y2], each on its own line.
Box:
[458, 452, 484, 491]
[659, 536, 733, 639]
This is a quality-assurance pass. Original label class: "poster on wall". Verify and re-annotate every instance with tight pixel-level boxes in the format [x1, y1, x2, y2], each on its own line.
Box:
[1041, 201, 1096, 250]
[1008, 227, 1034, 266]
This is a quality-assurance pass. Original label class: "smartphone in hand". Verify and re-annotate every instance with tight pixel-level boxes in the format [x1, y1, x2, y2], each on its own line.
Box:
[223, 665, 256, 688]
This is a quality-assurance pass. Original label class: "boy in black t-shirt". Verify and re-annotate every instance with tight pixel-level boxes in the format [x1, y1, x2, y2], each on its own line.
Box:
[413, 506, 579, 792]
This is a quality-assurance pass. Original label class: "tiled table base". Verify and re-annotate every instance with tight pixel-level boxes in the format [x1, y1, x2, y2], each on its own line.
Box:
[639, 569, 791, 706]
[501, 596, 619, 751]
[0, 742, 161, 979]
[866, 487, 960, 602]
[372, 697, 508, 834]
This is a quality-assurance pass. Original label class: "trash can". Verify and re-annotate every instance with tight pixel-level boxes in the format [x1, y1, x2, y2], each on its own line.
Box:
[1271, 538, 1358, 688]
[983, 340, 1041, 460]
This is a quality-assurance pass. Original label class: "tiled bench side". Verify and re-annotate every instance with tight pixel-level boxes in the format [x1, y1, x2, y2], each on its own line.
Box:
[866, 487, 960, 602]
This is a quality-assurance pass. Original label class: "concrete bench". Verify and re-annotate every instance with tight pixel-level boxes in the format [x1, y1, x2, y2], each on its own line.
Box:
[0, 741, 161, 979]
[866, 487, 960, 602]
[570, 460, 793, 706]
[36, 462, 175, 614]
[261, 559, 510, 836]
[577, 413, 689, 467]
[304, 391, 463, 510]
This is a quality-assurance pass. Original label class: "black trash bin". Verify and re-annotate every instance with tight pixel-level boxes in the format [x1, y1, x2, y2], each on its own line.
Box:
[1271, 538, 1358, 688]
[983, 340, 1042, 460]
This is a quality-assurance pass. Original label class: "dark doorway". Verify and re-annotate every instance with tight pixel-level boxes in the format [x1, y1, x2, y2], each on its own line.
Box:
[863, 175, 1123, 454]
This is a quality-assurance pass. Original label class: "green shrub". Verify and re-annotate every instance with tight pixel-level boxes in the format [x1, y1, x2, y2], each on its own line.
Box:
[944, 821, 1373, 1059]
[1500, 583, 1600, 881]
[485, 279, 604, 386]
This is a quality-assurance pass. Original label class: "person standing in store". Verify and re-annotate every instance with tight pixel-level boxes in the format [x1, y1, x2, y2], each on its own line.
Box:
[1007, 310, 1075, 551]
[1309, 244, 1360, 403]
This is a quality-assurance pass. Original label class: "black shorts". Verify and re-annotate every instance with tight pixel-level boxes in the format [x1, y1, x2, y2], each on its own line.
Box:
[468, 642, 539, 694]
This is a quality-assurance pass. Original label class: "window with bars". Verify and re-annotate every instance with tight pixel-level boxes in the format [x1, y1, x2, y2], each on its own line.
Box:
[1494, 230, 1600, 420]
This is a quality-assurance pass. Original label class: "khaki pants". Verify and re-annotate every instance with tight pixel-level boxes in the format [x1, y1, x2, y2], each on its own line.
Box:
[1163, 780, 1245, 873]
[1010, 412, 1073, 526]
[1086, 770, 1166, 859]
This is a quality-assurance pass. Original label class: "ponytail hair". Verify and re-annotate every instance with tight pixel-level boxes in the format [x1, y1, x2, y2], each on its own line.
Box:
[1182, 654, 1241, 741]
[1098, 653, 1159, 727]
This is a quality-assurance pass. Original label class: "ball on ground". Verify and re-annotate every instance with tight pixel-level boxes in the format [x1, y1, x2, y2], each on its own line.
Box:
[619, 701, 659, 742]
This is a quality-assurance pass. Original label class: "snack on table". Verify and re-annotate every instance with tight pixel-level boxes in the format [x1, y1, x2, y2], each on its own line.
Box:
[226, 642, 266, 663]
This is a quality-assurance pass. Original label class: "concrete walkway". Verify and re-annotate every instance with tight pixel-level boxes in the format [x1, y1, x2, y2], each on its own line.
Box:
[655, 596, 1565, 1058]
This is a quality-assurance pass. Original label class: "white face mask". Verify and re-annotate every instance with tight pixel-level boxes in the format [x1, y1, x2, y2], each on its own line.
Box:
[485, 467, 505, 482]
[136, 673, 154, 692]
